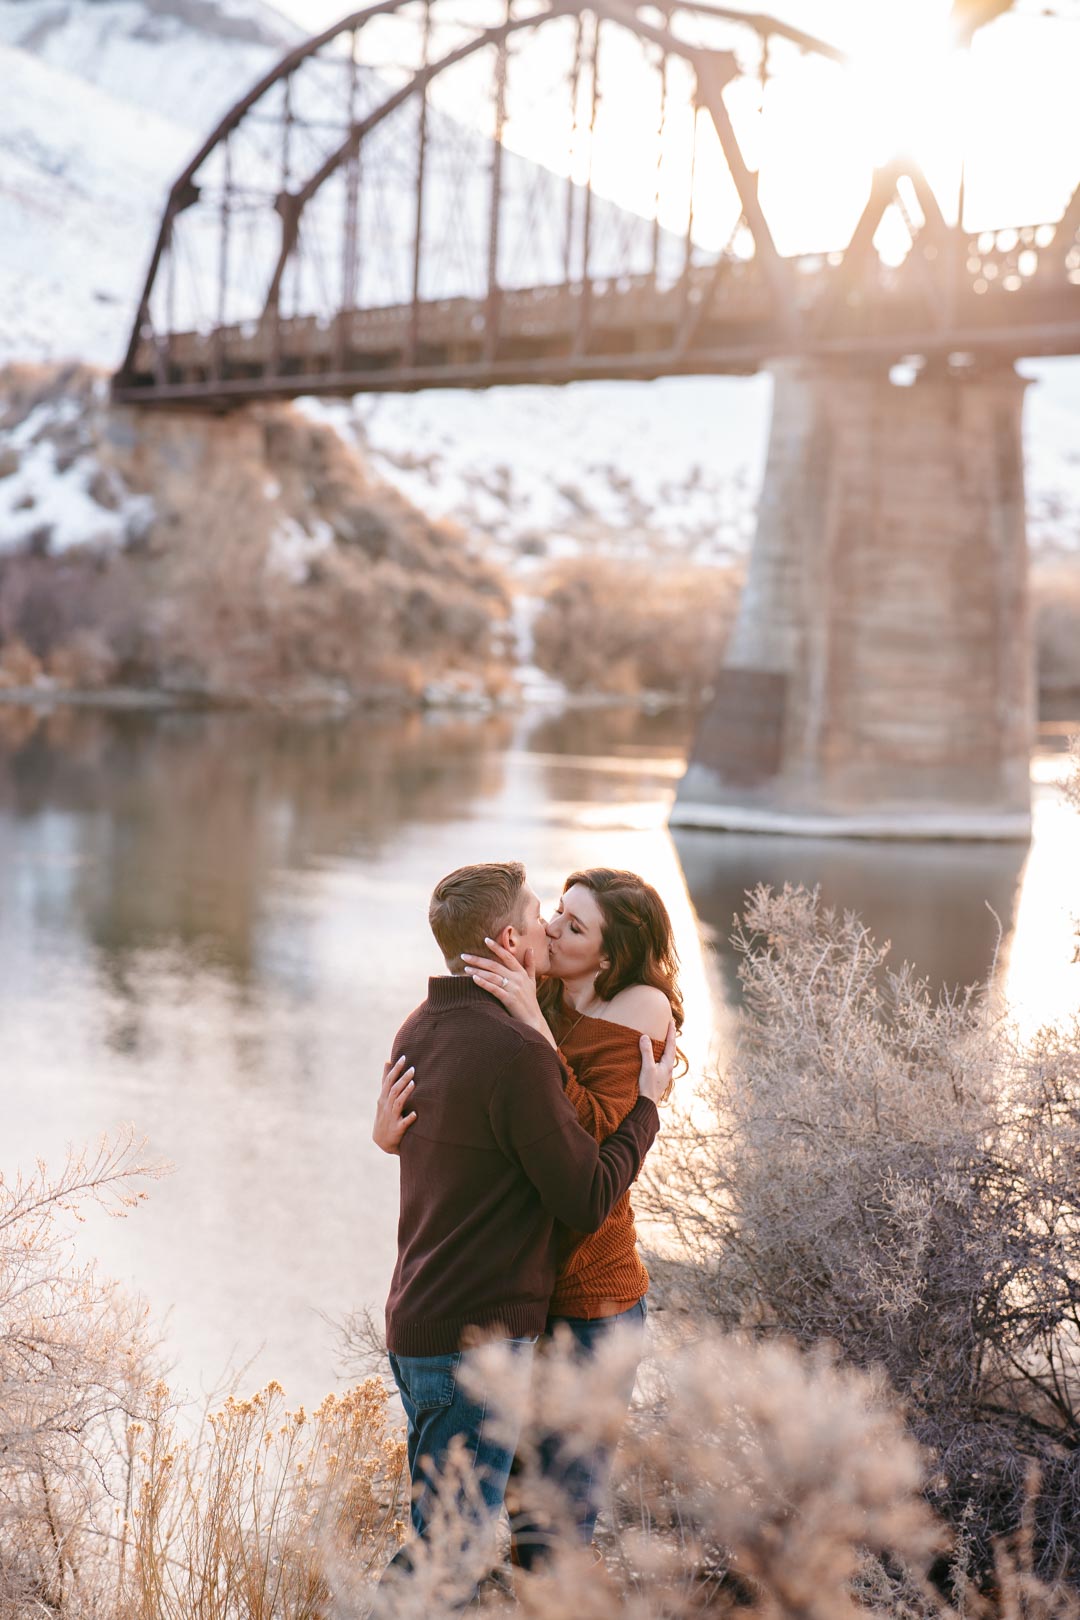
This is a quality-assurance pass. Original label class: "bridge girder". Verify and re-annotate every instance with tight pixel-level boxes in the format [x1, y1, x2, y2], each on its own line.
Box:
[113, 0, 1080, 405]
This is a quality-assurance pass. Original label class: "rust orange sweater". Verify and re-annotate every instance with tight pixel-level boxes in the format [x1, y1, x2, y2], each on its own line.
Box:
[550, 1014, 664, 1320]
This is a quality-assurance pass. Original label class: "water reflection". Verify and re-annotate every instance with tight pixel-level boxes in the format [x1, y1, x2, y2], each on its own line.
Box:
[0, 706, 515, 981]
[1, 702, 703, 1404]
[3, 699, 1078, 1406]
[674, 826, 1028, 1005]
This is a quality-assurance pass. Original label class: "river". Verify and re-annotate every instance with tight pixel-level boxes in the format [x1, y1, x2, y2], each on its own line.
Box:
[3, 700, 1079, 1406]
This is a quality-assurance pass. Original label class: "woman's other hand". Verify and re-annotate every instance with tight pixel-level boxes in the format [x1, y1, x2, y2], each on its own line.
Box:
[373, 1055, 417, 1154]
[460, 939, 555, 1047]
[637, 1019, 676, 1107]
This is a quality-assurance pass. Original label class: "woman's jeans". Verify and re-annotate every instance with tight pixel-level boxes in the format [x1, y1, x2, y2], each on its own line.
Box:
[511, 1296, 647, 1569]
[387, 1334, 536, 1581]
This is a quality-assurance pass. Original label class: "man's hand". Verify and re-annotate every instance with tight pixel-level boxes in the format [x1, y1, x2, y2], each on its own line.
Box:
[638, 1019, 677, 1106]
[373, 1055, 417, 1155]
[460, 939, 556, 1048]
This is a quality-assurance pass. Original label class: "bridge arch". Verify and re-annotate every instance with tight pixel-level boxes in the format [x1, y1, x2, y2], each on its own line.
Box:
[118, 0, 846, 391]
[113, 0, 1080, 403]
[260, 0, 794, 320]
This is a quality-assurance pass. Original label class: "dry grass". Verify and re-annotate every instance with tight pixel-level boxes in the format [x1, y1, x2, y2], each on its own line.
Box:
[5, 1116, 1080, 1618]
[0, 1135, 407, 1620]
[531, 556, 743, 697]
[119, 1380, 406, 1620]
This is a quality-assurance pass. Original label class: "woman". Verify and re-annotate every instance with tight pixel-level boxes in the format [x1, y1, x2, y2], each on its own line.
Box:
[374, 866, 684, 1567]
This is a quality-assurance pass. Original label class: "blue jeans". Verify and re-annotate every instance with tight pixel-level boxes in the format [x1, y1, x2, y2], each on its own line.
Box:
[511, 1297, 647, 1569]
[386, 1336, 536, 1593]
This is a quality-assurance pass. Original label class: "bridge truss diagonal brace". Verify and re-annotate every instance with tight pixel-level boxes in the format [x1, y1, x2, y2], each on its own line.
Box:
[262, 0, 582, 317]
[694, 49, 795, 331]
[259, 0, 794, 329]
[608, 0, 796, 329]
[117, 0, 848, 388]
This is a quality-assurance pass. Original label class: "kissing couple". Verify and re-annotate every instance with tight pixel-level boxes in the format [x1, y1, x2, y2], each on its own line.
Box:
[372, 859, 683, 1595]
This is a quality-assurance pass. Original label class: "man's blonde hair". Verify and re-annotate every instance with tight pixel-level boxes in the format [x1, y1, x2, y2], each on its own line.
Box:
[428, 861, 528, 972]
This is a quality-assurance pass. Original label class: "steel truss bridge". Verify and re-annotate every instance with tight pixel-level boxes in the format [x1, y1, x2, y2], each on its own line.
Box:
[113, 0, 1080, 407]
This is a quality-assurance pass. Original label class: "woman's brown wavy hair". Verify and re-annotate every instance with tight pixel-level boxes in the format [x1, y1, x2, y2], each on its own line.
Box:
[539, 867, 686, 1089]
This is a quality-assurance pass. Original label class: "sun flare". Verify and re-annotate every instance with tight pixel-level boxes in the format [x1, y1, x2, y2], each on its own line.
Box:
[846, 0, 965, 175]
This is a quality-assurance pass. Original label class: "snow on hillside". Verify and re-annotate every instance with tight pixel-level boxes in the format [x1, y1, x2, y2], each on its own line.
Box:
[0, 42, 194, 362]
[0, 381, 154, 552]
[301, 377, 771, 573]
[0, 0, 297, 131]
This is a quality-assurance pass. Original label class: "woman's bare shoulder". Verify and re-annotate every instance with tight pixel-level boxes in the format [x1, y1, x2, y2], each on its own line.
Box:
[601, 983, 672, 1041]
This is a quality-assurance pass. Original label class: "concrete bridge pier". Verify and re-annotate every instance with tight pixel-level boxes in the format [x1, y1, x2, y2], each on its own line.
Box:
[671, 360, 1034, 839]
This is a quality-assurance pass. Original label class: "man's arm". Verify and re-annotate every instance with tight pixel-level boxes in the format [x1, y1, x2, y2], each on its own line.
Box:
[490, 1032, 672, 1233]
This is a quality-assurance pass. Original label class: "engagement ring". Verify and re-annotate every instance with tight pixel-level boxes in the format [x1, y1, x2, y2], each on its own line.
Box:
[501, 975, 508, 987]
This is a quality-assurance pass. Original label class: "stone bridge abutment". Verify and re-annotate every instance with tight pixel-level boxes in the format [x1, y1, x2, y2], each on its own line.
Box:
[672, 360, 1034, 839]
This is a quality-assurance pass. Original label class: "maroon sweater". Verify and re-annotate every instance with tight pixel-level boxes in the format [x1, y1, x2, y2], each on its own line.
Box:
[384, 976, 659, 1356]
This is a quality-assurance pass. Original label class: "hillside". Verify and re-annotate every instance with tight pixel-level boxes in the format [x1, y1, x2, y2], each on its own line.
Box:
[0, 0, 298, 128]
[0, 41, 193, 364]
[0, 362, 511, 707]
[0, 0, 1078, 707]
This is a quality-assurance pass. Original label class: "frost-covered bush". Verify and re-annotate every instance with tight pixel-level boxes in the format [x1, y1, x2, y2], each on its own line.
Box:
[436, 1326, 941, 1620]
[645, 884, 1080, 1584]
[0, 1134, 162, 1615]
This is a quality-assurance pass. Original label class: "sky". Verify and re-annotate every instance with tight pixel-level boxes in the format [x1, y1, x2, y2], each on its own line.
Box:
[265, 0, 1080, 259]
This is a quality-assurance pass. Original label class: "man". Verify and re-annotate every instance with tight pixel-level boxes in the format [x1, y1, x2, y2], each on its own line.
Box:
[380, 860, 672, 1593]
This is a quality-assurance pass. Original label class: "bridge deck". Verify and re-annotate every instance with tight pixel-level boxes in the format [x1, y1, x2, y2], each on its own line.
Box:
[114, 249, 1080, 406]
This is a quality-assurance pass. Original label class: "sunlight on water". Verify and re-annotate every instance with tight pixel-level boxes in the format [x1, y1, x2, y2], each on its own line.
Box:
[1001, 789, 1080, 1041]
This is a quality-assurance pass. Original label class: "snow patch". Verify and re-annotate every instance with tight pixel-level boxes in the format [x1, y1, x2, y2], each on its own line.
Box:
[0, 398, 154, 553]
[266, 514, 333, 583]
[0, 41, 195, 367]
[0, 0, 296, 131]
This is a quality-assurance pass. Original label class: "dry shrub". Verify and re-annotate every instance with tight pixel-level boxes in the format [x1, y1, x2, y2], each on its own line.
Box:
[438, 1326, 940, 1620]
[0, 550, 152, 689]
[531, 557, 742, 697]
[0, 1131, 164, 1616]
[0, 365, 511, 707]
[1067, 734, 1080, 813]
[1032, 562, 1080, 696]
[189, 549, 503, 704]
[643, 885, 1080, 1587]
[0, 635, 43, 686]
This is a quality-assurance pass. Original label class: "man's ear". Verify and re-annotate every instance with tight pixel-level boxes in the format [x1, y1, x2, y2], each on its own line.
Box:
[494, 921, 517, 951]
